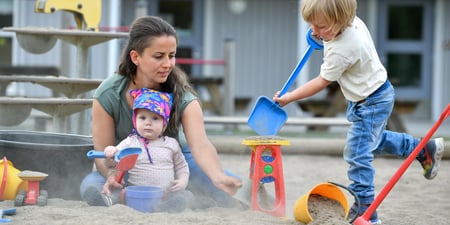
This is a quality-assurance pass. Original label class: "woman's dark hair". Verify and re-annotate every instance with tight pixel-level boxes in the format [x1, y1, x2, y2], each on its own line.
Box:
[118, 16, 198, 138]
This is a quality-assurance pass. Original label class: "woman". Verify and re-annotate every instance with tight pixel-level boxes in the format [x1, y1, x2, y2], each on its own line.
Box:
[80, 16, 242, 207]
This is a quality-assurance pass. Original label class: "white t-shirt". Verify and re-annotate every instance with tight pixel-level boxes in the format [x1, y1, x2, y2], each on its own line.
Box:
[320, 16, 387, 102]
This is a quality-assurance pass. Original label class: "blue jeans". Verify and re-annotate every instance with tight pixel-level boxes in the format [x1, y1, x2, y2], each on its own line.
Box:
[343, 81, 419, 205]
[80, 148, 239, 207]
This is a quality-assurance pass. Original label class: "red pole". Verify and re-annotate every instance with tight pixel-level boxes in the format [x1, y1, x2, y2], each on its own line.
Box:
[353, 103, 450, 225]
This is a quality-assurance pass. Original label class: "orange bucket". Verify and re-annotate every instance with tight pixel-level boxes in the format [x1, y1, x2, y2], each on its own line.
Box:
[293, 182, 349, 224]
[0, 157, 27, 200]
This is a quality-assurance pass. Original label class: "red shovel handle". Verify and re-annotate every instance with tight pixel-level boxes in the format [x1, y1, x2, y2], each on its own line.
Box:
[115, 171, 126, 184]
[0, 157, 8, 200]
[114, 154, 140, 183]
[353, 103, 450, 225]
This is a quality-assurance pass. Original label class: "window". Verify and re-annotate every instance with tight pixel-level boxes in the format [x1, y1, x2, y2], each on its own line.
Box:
[158, 1, 193, 37]
[388, 6, 423, 40]
[387, 53, 421, 87]
[0, 0, 13, 66]
[378, 0, 432, 99]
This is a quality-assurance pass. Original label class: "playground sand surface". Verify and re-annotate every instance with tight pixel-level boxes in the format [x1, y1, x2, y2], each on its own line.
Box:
[1, 154, 449, 225]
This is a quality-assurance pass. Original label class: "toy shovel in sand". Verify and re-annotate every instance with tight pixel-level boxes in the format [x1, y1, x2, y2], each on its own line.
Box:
[86, 147, 142, 182]
[247, 28, 323, 136]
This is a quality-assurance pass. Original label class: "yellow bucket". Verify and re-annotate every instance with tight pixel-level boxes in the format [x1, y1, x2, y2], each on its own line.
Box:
[0, 157, 27, 200]
[293, 182, 349, 224]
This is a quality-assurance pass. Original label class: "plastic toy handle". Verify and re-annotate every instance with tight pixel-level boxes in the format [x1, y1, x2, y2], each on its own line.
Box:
[0, 218, 12, 223]
[2, 208, 16, 215]
[278, 28, 323, 97]
[327, 181, 360, 223]
[445, 104, 450, 118]
[0, 157, 8, 200]
[86, 150, 106, 159]
[0, 208, 15, 223]
[278, 45, 314, 97]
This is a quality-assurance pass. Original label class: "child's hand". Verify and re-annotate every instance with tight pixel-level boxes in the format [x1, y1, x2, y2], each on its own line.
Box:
[167, 179, 188, 193]
[104, 146, 118, 158]
[102, 169, 123, 195]
[103, 146, 119, 168]
[273, 91, 291, 107]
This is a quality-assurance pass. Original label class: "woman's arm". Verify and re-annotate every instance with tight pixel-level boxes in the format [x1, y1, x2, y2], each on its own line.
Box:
[181, 99, 242, 195]
[91, 99, 116, 177]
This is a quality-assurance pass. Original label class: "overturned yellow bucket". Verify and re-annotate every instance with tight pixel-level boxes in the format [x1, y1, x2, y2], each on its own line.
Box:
[0, 157, 27, 200]
[293, 182, 349, 224]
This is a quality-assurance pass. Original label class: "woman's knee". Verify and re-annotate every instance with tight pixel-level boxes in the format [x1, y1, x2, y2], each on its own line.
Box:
[80, 172, 105, 194]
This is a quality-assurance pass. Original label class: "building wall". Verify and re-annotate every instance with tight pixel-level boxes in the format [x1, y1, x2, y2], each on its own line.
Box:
[7, 0, 449, 120]
[434, 0, 450, 119]
[204, 0, 303, 115]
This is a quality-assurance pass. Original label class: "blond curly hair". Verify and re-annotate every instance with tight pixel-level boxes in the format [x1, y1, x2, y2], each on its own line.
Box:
[301, 0, 357, 34]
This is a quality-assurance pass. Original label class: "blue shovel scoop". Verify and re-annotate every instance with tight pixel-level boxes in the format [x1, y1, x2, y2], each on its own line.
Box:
[0, 208, 16, 223]
[86, 147, 142, 162]
[87, 147, 142, 183]
[247, 28, 324, 136]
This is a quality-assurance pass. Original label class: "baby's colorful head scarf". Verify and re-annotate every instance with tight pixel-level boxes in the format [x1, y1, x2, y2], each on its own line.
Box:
[129, 88, 173, 130]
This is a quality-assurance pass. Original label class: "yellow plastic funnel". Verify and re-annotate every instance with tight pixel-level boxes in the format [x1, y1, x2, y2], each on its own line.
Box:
[0, 157, 27, 200]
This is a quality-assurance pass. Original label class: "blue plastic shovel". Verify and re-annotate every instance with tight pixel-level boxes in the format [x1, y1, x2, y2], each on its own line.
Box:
[0, 208, 16, 223]
[247, 28, 324, 136]
[87, 147, 142, 183]
[86, 147, 142, 162]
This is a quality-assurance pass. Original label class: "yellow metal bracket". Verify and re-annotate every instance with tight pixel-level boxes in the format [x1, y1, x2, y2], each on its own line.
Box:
[35, 0, 102, 31]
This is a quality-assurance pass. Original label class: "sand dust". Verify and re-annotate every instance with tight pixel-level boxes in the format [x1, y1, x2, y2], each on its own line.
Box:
[1, 154, 449, 225]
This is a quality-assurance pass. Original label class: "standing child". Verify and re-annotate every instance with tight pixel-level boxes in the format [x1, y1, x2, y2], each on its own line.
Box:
[102, 88, 193, 213]
[273, 0, 444, 223]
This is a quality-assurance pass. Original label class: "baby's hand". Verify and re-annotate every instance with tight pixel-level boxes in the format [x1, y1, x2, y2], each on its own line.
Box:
[167, 179, 187, 192]
[104, 146, 118, 158]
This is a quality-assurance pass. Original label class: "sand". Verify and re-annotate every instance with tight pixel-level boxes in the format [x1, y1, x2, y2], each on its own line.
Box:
[1, 153, 449, 225]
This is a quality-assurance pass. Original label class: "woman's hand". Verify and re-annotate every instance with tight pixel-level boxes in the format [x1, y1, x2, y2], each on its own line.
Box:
[212, 173, 242, 196]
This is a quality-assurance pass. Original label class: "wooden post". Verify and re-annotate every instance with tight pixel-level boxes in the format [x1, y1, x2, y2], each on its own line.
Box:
[223, 38, 235, 117]
[135, 0, 147, 18]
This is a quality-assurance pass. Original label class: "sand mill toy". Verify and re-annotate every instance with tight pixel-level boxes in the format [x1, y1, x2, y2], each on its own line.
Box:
[240, 136, 290, 217]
